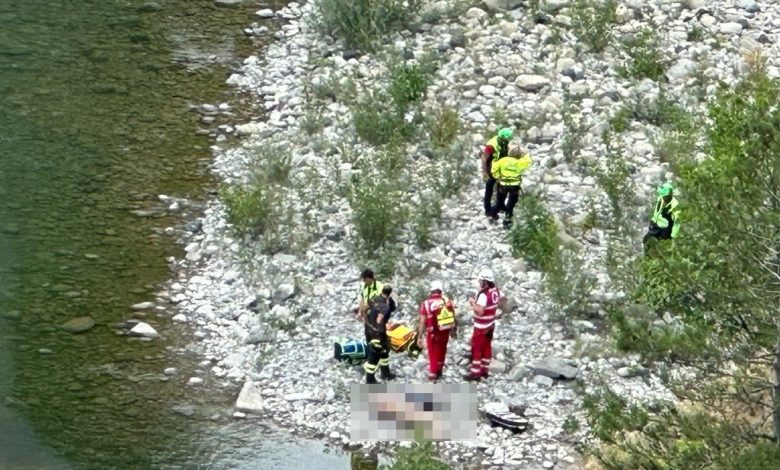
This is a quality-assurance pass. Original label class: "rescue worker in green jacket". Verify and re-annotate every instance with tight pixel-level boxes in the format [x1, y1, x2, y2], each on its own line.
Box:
[643, 182, 681, 252]
[364, 286, 397, 384]
[482, 128, 514, 220]
[490, 150, 532, 228]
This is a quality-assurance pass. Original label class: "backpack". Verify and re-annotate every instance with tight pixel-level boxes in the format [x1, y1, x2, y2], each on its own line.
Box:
[434, 298, 456, 331]
[333, 338, 367, 363]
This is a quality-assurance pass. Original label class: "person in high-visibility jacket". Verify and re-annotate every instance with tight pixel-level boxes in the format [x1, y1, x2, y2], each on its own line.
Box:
[417, 280, 457, 381]
[481, 128, 514, 220]
[363, 286, 397, 383]
[355, 269, 396, 359]
[643, 183, 681, 252]
[490, 151, 532, 228]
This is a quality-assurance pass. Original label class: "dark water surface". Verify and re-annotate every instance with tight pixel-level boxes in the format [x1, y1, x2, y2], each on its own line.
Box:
[0, 0, 348, 468]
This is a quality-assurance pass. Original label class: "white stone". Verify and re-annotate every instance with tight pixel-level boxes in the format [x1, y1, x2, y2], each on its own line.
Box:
[130, 322, 159, 338]
[515, 74, 550, 92]
[720, 23, 743, 35]
[465, 7, 487, 19]
[172, 313, 188, 323]
[130, 301, 154, 311]
[188, 377, 203, 385]
[256, 8, 274, 18]
[236, 380, 265, 413]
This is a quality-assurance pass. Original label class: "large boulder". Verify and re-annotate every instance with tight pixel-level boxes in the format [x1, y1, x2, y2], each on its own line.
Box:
[532, 357, 579, 379]
[236, 379, 265, 413]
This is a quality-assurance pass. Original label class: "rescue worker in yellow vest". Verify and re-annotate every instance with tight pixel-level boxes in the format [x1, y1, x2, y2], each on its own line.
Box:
[643, 182, 681, 253]
[356, 268, 383, 320]
[364, 286, 397, 384]
[490, 150, 532, 228]
[482, 128, 514, 221]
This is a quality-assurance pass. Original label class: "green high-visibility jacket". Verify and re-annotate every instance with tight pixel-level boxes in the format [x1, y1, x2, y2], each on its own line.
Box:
[491, 154, 532, 186]
[650, 196, 681, 238]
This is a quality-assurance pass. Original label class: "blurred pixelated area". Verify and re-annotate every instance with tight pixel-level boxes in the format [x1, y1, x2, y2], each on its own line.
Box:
[350, 383, 478, 441]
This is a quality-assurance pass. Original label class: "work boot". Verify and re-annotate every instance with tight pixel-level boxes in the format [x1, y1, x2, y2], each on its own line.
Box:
[380, 366, 397, 381]
[463, 373, 482, 382]
[502, 218, 513, 229]
[366, 373, 378, 384]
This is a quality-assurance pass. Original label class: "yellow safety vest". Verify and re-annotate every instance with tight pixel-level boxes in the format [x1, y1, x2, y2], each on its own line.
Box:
[360, 281, 383, 304]
[491, 154, 532, 186]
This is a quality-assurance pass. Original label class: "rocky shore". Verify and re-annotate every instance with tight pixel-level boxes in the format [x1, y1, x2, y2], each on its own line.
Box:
[151, 0, 780, 468]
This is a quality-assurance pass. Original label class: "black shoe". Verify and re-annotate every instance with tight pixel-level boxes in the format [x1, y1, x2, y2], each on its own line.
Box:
[463, 373, 482, 382]
[502, 218, 512, 229]
[366, 373, 378, 384]
[380, 367, 397, 381]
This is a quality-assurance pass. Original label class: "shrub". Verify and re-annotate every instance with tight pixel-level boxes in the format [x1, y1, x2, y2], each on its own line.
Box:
[624, 89, 688, 128]
[570, 0, 617, 53]
[353, 90, 410, 146]
[348, 166, 408, 255]
[390, 59, 435, 111]
[313, 0, 423, 51]
[544, 247, 598, 319]
[590, 131, 636, 224]
[618, 29, 669, 81]
[220, 183, 274, 238]
[561, 91, 587, 163]
[381, 441, 449, 470]
[429, 106, 460, 151]
[411, 192, 442, 250]
[508, 193, 560, 271]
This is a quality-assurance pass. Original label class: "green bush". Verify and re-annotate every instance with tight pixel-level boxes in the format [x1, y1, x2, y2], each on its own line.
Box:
[429, 106, 460, 151]
[313, 0, 423, 51]
[618, 29, 669, 81]
[348, 167, 408, 255]
[544, 247, 598, 319]
[390, 60, 434, 110]
[353, 90, 410, 146]
[591, 132, 635, 224]
[561, 91, 587, 163]
[509, 194, 560, 271]
[411, 191, 442, 250]
[381, 441, 450, 470]
[570, 0, 617, 53]
[624, 89, 688, 128]
[220, 183, 274, 238]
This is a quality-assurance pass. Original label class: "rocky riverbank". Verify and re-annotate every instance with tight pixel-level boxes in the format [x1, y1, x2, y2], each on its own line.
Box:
[157, 0, 780, 468]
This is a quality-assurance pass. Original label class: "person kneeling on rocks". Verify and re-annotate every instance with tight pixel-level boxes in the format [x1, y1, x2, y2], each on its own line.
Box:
[364, 286, 397, 384]
[417, 280, 457, 382]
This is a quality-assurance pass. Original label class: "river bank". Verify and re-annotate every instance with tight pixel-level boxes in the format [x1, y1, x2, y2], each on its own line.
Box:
[164, 0, 780, 468]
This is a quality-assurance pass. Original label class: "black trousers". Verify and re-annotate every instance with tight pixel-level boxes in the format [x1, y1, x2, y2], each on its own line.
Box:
[483, 177, 497, 214]
[493, 185, 520, 219]
[364, 332, 390, 376]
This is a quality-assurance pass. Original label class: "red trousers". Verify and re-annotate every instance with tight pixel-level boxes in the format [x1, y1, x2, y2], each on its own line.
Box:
[470, 327, 493, 377]
[425, 330, 450, 379]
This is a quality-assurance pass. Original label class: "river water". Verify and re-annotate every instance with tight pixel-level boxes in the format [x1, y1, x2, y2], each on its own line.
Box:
[0, 0, 350, 468]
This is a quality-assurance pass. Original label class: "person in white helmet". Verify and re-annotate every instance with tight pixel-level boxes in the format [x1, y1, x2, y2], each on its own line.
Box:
[465, 268, 502, 381]
[417, 280, 457, 381]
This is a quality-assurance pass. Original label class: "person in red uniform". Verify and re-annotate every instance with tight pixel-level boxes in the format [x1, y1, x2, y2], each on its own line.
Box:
[465, 268, 501, 381]
[417, 280, 457, 381]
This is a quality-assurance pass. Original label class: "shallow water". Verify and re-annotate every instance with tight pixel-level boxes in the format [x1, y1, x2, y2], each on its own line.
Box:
[0, 0, 349, 468]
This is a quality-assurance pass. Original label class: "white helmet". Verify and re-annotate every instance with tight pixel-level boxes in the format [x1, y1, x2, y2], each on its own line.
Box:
[477, 268, 494, 283]
[430, 280, 443, 292]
